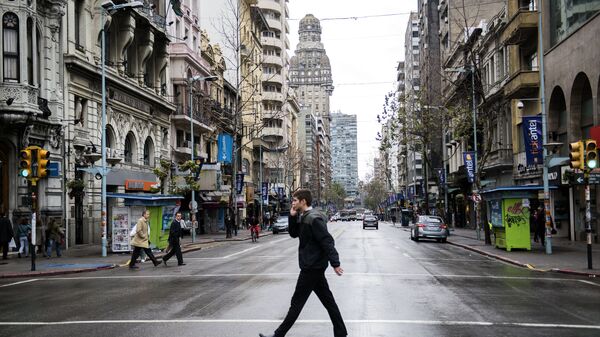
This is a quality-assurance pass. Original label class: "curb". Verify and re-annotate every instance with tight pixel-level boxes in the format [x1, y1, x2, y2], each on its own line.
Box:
[448, 240, 600, 278]
[0, 232, 276, 278]
[0, 264, 116, 279]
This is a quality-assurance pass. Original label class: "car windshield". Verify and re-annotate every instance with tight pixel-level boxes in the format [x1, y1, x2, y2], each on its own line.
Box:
[419, 216, 442, 223]
[365, 215, 377, 220]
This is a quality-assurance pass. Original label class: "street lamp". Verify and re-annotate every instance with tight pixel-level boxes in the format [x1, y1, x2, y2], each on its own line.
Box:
[188, 75, 218, 243]
[100, 0, 144, 257]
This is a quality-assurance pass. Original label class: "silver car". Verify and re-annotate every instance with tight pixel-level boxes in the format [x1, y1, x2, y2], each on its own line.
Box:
[410, 215, 448, 243]
[362, 214, 379, 230]
[272, 217, 288, 234]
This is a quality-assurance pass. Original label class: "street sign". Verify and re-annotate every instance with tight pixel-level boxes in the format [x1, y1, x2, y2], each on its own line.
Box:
[569, 172, 600, 185]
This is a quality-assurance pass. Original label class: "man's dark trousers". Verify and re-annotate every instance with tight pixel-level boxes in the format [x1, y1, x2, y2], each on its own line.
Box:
[274, 268, 347, 337]
[163, 239, 183, 265]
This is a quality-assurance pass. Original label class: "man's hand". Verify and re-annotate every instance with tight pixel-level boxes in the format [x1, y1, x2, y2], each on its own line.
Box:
[334, 266, 344, 276]
[290, 206, 297, 217]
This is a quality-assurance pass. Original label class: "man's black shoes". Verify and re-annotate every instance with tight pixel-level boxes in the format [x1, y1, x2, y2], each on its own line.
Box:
[162, 258, 167, 266]
[178, 263, 186, 266]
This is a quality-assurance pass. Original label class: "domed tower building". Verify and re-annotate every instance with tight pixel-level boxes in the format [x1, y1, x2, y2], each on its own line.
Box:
[289, 14, 334, 204]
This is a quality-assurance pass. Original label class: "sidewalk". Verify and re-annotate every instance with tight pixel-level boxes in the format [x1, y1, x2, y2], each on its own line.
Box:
[0, 229, 272, 279]
[447, 227, 600, 277]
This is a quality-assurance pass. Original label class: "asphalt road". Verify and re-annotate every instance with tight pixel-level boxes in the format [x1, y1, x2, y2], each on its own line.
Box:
[1, 221, 599, 337]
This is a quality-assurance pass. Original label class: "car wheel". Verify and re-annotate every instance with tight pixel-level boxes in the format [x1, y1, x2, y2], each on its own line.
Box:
[414, 234, 419, 242]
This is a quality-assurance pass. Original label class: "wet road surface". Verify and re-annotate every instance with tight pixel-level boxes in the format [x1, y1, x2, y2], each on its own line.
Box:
[1, 221, 599, 337]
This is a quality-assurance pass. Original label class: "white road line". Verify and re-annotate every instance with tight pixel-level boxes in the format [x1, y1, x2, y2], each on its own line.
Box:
[402, 253, 411, 258]
[0, 319, 597, 330]
[42, 272, 580, 282]
[579, 280, 600, 287]
[0, 279, 38, 288]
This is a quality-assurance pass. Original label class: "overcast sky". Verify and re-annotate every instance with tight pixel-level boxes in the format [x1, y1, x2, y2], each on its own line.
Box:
[287, 0, 418, 181]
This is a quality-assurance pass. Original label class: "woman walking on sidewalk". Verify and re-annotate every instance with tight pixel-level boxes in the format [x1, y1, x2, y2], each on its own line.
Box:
[16, 218, 31, 258]
[46, 218, 63, 258]
[129, 209, 160, 269]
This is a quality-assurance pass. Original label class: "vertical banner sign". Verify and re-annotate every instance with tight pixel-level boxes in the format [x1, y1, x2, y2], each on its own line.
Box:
[262, 182, 269, 204]
[522, 116, 543, 166]
[217, 133, 233, 163]
[437, 168, 445, 185]
[463, 151, 476, 183]
[277, 187, 285, 199]
[235, 173, 244, 194]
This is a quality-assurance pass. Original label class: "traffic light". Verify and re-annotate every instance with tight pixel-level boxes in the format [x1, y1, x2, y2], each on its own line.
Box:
[37, 149, 50, 178]
[570, 141, 585, 169]
[19, 149, 32, 178]
[585, 139, 598, 169]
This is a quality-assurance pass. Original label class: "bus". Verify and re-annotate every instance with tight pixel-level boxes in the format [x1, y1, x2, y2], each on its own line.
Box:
[340, 209, 357, 221]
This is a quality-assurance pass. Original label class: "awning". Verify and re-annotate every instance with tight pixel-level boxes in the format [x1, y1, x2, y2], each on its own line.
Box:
[107, 193, 183, 207]
[447, 187, 461, 193]
[481, 185, 558, 194]
[106, 193, 183, 201]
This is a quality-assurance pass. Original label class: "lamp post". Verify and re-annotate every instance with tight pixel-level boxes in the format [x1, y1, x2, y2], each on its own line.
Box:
[100, 1, 144, 257]
[188, 75, 218, 243]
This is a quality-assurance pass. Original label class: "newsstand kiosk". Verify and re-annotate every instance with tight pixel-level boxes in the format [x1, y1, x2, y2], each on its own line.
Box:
[108, 193, 184, 253]
[483, 187, 537, 251]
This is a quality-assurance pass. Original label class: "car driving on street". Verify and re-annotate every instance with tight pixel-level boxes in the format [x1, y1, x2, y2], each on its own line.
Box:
[272, 216, 289, 234]
[363, 214, 379, 230]
[410, 215, 448, 242]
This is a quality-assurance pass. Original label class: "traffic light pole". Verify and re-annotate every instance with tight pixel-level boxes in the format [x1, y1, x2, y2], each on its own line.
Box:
[30, 186, 37, 271]
[584, 173, 593, 269]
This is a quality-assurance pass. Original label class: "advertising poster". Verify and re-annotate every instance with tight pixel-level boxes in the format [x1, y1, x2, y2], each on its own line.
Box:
[490, 200, 503, 227]
[463, 151, 476, 183]
[111, 207, 131, 252]
[262, 182, 269, 204]
[217, 133, 233, 163]
[522, 116, 543, 166]
[162, 206, 178, 231]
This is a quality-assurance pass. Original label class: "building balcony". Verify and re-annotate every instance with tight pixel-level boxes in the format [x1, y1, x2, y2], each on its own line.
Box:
[0, 83, 39, 116]
[263, 55, 283, 67]
[171, 106, 215, 133]
[259, 0, 282, 13]
[483, 148, 513, 172]
[263, 110, 284, 121]
[501, 10, 538, 45]
[262, 91, 284, 102]
[261, 126, 285, 142]
[262, 73, 283, 84]
[172, 142, 205, 158]
[503, 69, 539, 98]
[266, 18, 282, 31]
[261, 37, 283, 49]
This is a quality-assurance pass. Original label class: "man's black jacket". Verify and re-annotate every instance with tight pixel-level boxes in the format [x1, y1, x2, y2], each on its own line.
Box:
[288, 209, 340, 270]
[168, 219, 182, 243]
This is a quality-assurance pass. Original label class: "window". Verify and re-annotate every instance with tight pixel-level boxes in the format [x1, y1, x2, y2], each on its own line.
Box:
[3, 12, 19, 82]
[143, 137, 154, 166]
[75, 0, 83, 46]
[124, 132, 136, 164]
[27, 18, 33, 85]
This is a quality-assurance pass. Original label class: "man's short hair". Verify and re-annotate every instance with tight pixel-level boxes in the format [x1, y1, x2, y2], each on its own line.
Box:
[175, 211, 182, 216]
[293, 189, 312, 207]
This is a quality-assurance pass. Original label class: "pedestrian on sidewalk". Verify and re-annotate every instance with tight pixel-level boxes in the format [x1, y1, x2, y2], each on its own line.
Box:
[225, 213, 233, 238]
[534, 207, 546, 247]
[16, 218, 31, 258]
[129, 209, 160, 269]
[259, 189, 347, 337]
[162, 211, 185, 266]
[0, 213, 14, 260]
[45, 218, 64, 258]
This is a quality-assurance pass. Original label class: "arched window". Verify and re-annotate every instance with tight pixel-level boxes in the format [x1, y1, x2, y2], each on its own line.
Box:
[124, 132, 137, 164]
[3, 12, 19, 82]
[143, 137, 155, 166]
[27, 18, 33, 85]
[105, 125, 116, 149]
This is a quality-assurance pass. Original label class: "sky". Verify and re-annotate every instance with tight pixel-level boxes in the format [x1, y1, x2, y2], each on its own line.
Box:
[287, 0, 418, 181]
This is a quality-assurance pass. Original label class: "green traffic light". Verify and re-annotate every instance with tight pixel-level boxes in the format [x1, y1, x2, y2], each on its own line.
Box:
[588, 159, 598, 169]
[19, 169, 30, 177]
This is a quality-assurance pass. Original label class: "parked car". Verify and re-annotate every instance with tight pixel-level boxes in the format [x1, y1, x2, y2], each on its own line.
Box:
[410, 215, 448, 242]
[272, 217, 289, 234]
[330, 213, 340, 222]
[363, 214, 379, 230]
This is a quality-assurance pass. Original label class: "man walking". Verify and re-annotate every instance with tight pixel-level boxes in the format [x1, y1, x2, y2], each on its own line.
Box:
[129, 209, 160, 269]
[259, 189, 347, 337]
[0, 213, 14, 260]
[162, 211, 185, 266]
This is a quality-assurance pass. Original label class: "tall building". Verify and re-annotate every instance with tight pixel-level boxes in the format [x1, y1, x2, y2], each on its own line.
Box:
[257, 0, 297, 202]
[331, 113, 358, 197]
[289, 14, 334, 204]
[403, 12, 422, 201]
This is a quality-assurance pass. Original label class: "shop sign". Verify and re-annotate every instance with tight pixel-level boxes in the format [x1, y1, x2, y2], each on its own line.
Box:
[125, 180, 157, 191]
[235, 173, 244, 194]
[262, 182, 269, 204]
